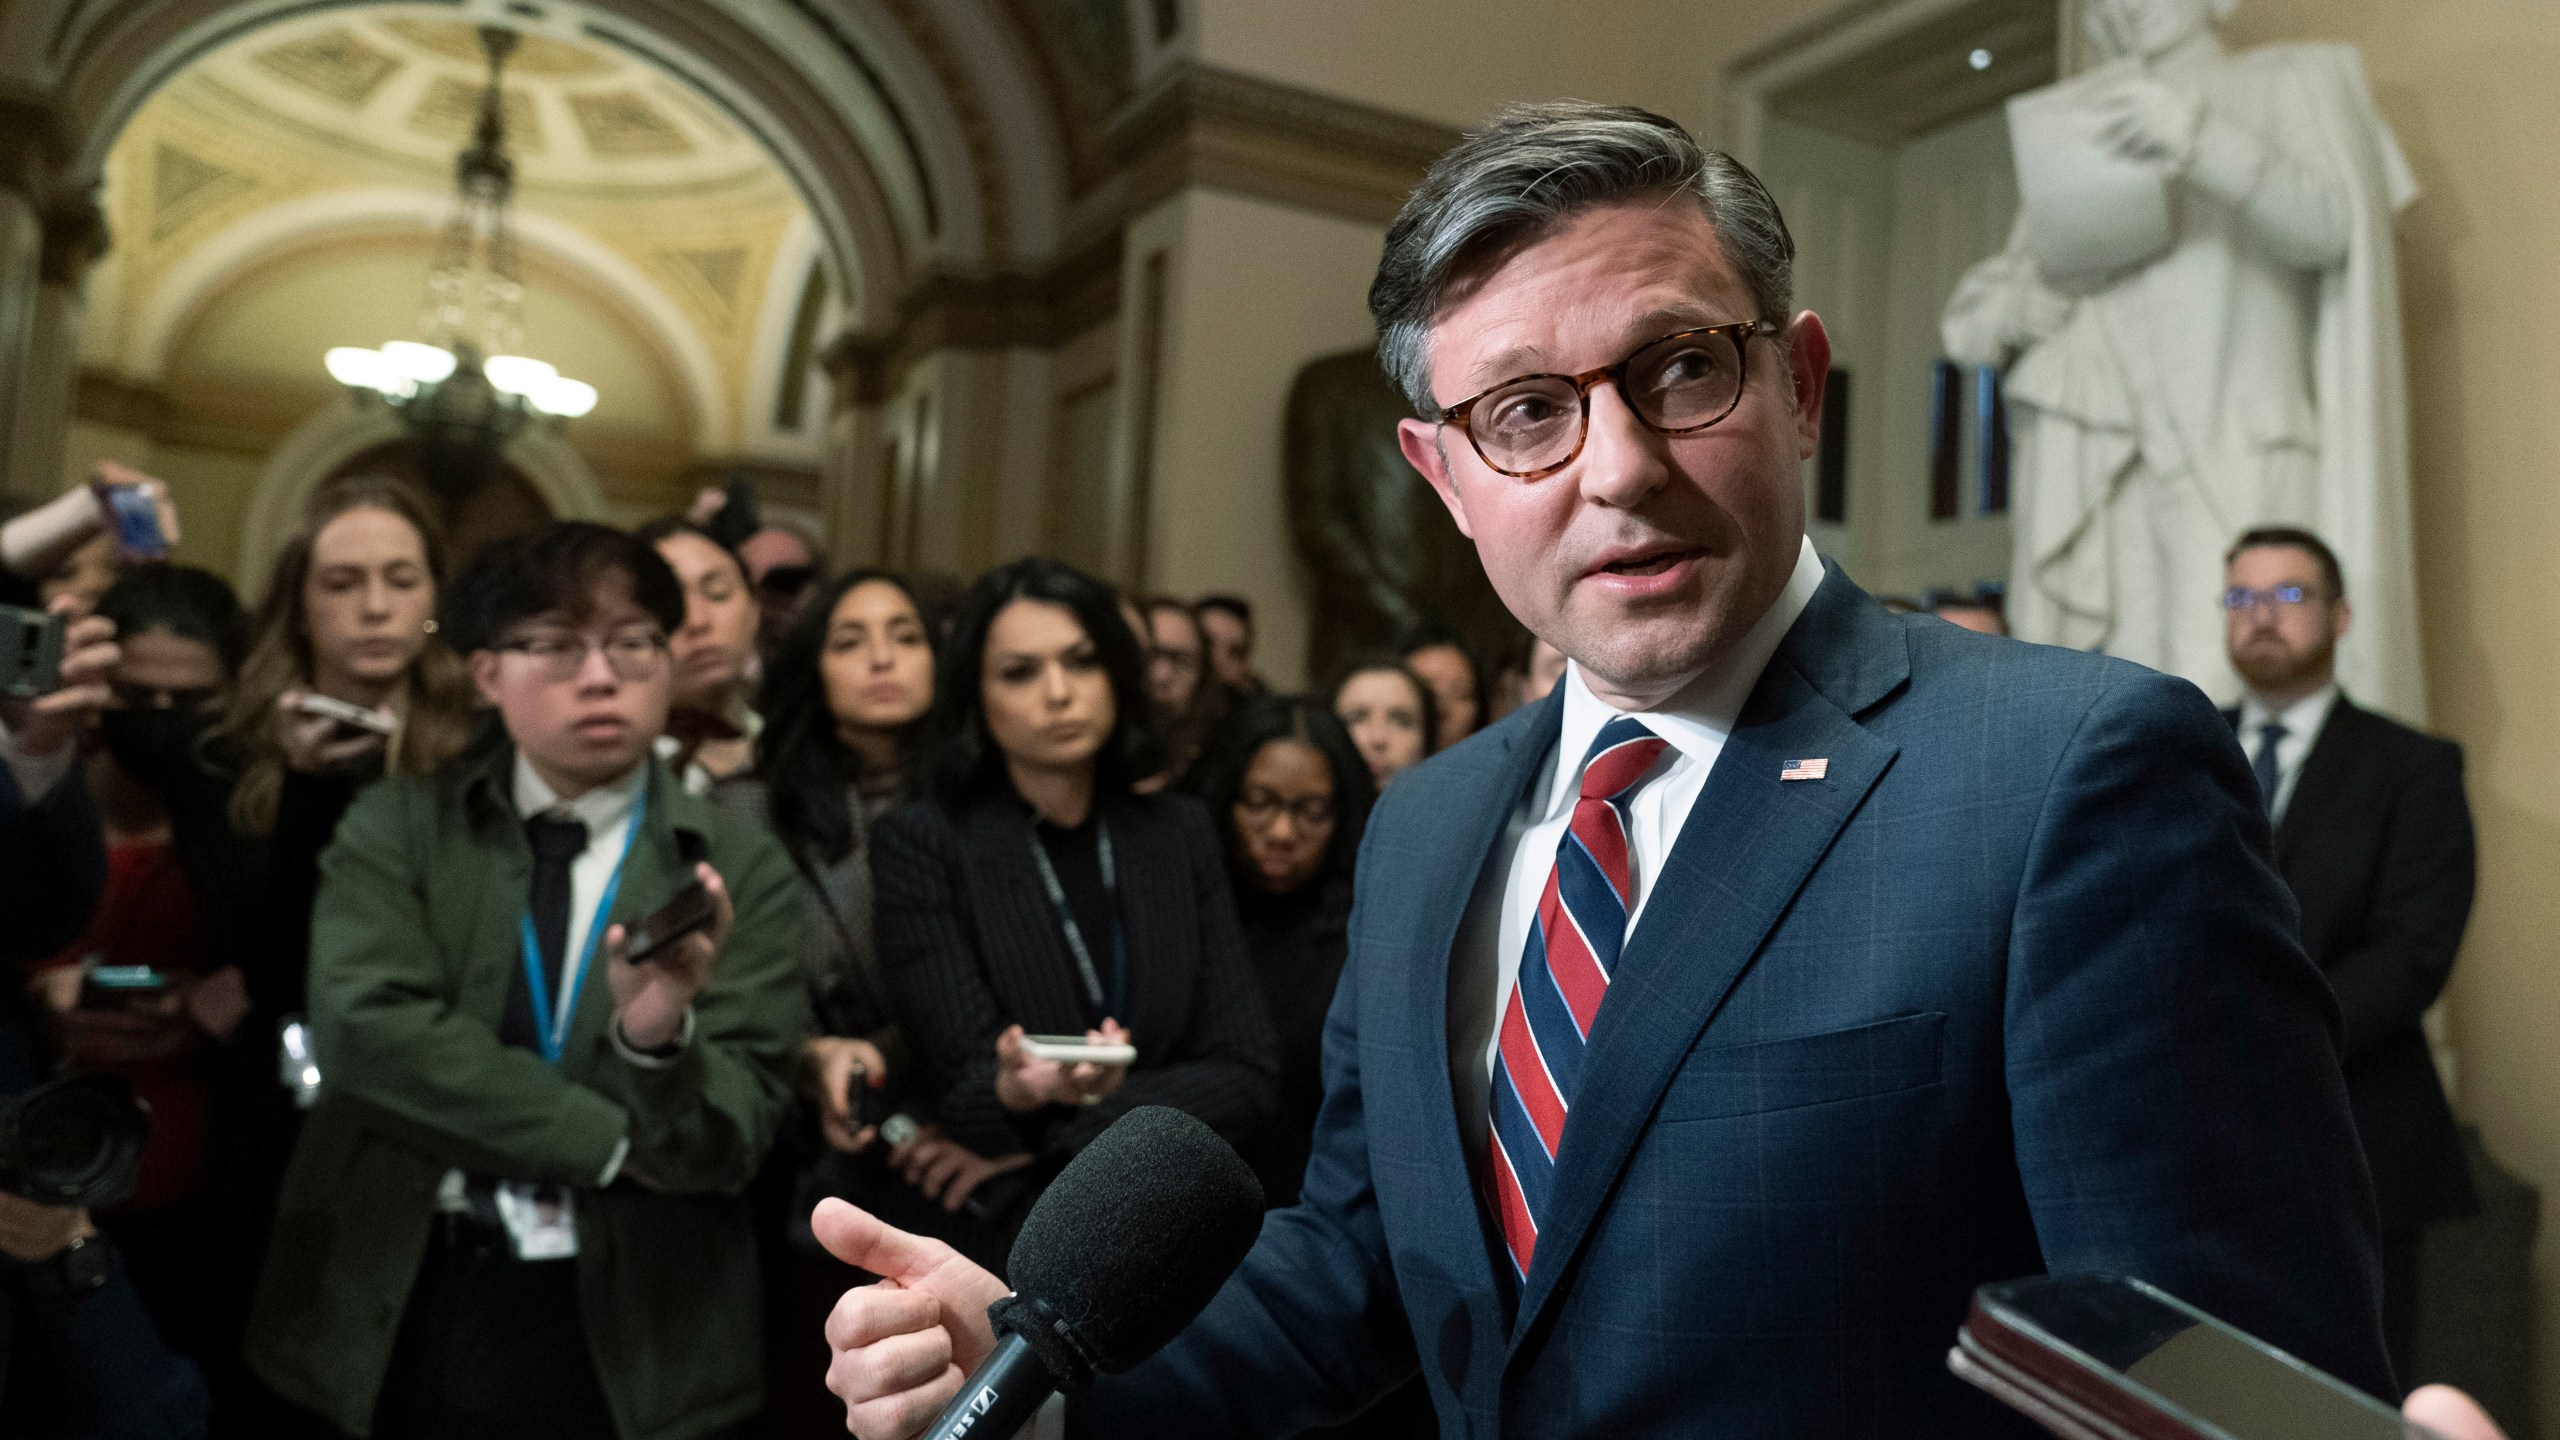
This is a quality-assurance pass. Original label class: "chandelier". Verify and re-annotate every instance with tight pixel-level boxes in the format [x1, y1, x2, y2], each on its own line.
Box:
[324, 26, 595, 492]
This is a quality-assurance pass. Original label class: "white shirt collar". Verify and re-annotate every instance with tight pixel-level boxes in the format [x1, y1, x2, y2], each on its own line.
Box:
[1546, 534, 1827, 815]
[2237, 681, 2339, 741]
[512, 751, 648, 835]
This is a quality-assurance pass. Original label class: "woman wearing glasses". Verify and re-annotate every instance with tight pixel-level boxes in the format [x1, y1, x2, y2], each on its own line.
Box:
[868, 557, 1277, 1271]
[1185, 694, 1374, 1207]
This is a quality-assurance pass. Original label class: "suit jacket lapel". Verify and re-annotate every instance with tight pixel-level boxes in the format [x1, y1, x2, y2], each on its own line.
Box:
[1511, 567, 1909, 1345]
[2274, 696, 2358, 869]
[1395, 693, 1560, 1322]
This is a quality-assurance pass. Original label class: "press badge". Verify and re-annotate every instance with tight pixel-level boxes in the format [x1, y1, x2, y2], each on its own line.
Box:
[494, 1181, 580, 1261]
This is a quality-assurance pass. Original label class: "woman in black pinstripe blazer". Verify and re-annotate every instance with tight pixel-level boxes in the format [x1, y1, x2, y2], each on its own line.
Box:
[870, 558, 1278, 1269]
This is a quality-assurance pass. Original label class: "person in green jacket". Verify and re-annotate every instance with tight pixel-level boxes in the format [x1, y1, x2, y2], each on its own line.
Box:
[245, 522, 809, 1440]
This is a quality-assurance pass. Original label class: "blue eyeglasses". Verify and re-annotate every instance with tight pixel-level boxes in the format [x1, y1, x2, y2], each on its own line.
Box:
[2220, 585, 2324, 613]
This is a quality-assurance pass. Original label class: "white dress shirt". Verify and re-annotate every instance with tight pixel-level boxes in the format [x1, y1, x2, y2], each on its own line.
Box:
[437, 755, 652, 1212]
[1472, 535, 1828, 1085]
[2236, 683, 2338, 827]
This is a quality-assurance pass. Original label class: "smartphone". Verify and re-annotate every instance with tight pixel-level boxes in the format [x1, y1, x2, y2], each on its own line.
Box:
[1949, 1274, 2444, 1440]
[706, 478, 760, 550]
[842, 1061, 890, 1130]
[0, 604, 65, 699]
[80, 963, 174, 1012]
[622, 880, 716, 964]
[92, 478, 170, 561]
[291, 692, 398, 737]
[1021, 1035, 1137, 1066]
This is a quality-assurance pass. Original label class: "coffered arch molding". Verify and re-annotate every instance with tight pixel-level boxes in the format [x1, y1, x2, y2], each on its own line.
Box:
[33, 0, 1071, 330]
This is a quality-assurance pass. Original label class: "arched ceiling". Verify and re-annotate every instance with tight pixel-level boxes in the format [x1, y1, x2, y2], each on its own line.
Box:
[196, 7, 777, 191]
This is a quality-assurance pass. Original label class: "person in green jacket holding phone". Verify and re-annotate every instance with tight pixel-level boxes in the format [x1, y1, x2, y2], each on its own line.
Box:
[245, 522, 808, 1440]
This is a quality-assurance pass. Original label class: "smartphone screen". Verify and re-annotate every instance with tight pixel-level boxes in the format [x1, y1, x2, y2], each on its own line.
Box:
[102, 484, 170, 559]
[1978, 1276, 2416, 1440]
[0, 604, 64, 698]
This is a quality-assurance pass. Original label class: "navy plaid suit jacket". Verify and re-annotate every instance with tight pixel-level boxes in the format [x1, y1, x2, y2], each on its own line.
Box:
[1079, 563, 2390, 1438]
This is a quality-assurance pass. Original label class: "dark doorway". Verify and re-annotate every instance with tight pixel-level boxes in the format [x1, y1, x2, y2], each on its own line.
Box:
[323, 440, 554, 565]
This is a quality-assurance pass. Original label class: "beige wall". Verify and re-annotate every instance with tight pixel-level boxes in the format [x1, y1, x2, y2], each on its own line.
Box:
[1142, 188, 1387, 691]
[2203, 0, 2560, 1428]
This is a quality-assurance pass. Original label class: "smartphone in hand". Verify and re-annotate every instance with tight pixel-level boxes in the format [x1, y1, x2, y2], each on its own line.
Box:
[291, 692, 398, 738]
[0, 604, 66, 699]
[1020, 1034, 1137, 1067]
[622, 880, 716, 964]
[92, 477, 170, 561]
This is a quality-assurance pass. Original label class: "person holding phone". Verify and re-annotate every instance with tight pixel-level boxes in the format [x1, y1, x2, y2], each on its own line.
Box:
[735, 569, 941, 1438]
[243, 522, 806, 1440]
[867, 557, 1276, 1272]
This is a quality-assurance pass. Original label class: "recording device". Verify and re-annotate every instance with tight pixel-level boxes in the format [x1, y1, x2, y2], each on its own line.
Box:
[0, 1072, 149, 1209]
[918, 1106, 1265, 1440]
[705, 478, 760, 551]
[0, 603, 65, 699]
[1021, 1035, 1138, 1067]
[621, 879, 716, 964]
[289, 692, 398, 738]
[1950, 1274, 2446, 1440]
[91, 477, 169, 561]
[79, 963, 173, 1012]
[842, 1059, 890, 1132]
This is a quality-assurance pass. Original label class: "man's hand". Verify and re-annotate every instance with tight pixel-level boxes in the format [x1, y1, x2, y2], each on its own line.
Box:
[2406, 1385, 2507, 1440]
[0, 600, 117, 759]
[808, 1035, 890, 1152]
[0, 1192, 92, 1264]
[2089, 74, 2204, 171]
[605, 861, 732, 1051]
[993, 1019, 1131, 1112]
[816, 1198, 1010, 1440]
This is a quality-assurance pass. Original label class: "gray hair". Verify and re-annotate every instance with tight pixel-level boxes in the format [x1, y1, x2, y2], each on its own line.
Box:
[1369, 101, 1796, 418]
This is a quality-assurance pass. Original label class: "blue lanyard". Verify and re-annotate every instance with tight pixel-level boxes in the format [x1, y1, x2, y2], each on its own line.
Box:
[518, 792, 645, 1064]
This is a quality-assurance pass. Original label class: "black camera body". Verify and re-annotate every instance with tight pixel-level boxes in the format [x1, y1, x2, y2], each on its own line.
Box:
[0, 1072, 149, 1210]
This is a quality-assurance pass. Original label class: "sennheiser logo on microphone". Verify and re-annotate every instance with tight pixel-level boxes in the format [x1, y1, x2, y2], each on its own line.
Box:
[945, 1385, 997, 1435]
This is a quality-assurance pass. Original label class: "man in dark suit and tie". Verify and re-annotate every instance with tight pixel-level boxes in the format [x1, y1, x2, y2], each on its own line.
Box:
[2223, 525, 2478, 1378]
[817, 102, 2393, 1437]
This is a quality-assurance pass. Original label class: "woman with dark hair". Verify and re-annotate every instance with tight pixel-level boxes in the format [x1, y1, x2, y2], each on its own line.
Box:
[869, 556, 1277, 1270]
[1328, 653, 1438, 789]
[636, 516, 761, 794]
[1185, 694, 1374, 1206]
[1399, 624, 1485, 750]
[741, 567, 941, 1438]
[31, 562, 250, 1403]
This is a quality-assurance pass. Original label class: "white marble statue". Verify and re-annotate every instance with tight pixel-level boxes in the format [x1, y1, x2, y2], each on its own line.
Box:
[1944, 0, 2424, 718]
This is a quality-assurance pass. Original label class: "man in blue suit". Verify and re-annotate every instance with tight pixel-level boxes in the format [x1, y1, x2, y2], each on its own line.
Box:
[816, 102, 2392, 1437]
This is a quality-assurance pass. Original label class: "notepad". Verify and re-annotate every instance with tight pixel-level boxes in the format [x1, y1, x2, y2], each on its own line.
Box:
[2006, 58, 2175, 284]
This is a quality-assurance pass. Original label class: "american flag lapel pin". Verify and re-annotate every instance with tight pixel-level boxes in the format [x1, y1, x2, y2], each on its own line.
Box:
[1780, 758, 1829, 782]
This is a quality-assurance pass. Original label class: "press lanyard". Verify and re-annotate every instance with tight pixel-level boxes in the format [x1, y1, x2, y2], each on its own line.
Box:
[1026, 820, 1124, 1020]
[518, 792, 645, 1064]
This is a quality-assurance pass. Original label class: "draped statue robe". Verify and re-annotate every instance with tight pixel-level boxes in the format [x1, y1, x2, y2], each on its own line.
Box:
[1945, 43, 2423, 719]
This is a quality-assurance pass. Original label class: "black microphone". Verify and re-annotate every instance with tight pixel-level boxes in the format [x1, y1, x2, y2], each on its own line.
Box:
[918, 1105, 1264, 1440]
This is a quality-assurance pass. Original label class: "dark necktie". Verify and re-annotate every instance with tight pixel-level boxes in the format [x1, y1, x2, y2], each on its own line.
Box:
[2253, 722, 2288, 814]
[501, 815, 590, 1053]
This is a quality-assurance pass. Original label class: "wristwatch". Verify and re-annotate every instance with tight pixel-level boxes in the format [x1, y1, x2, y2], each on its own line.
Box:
[14, 1231, 114, 1300]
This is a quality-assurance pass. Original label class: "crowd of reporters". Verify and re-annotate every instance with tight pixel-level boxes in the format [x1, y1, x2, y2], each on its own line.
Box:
[0, 468, 1516, 1440]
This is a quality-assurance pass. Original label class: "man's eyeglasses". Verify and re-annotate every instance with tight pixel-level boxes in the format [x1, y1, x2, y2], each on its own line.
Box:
[2220, 586, 2327, 614]
[1435, 320, 1783, 480]
[1236, 789, 1336, 830]
[498, 629, 669, 682]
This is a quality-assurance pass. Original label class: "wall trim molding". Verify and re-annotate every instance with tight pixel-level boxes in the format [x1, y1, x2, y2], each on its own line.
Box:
[1107, 63, 1461, 225]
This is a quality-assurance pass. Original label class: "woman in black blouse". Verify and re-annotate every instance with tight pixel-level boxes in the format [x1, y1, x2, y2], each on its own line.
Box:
[870, 557, 1277, 1270]
[1187, 694, 1375, 1207]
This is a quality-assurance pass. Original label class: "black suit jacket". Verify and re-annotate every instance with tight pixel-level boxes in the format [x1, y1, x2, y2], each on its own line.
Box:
[871, 788, 1279, 1167]
[2235, 694, 2478, 1229]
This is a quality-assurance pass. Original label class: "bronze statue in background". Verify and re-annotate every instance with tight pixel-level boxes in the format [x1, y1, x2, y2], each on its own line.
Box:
[1285, 348, 1522, 687]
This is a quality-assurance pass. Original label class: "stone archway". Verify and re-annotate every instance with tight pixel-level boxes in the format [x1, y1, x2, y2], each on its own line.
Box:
[237, 395, 607, 587]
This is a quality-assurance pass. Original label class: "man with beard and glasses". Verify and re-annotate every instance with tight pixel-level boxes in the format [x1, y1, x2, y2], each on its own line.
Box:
[2222, 526, 2477, 1378]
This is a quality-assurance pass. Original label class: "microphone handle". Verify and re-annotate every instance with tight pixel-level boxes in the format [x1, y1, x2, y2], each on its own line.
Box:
[919, 1331, 1056, 1440]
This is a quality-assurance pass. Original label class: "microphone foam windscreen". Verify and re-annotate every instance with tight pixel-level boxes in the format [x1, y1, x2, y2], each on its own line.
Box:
[1004, 1105, 1265, 1373]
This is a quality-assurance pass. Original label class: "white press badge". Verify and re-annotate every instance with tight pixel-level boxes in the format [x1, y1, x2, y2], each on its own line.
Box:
[495, 1181, 580, 1261]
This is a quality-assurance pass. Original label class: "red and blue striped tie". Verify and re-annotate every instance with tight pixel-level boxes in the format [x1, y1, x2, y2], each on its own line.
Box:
[1488, 714, 1669, 1278]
